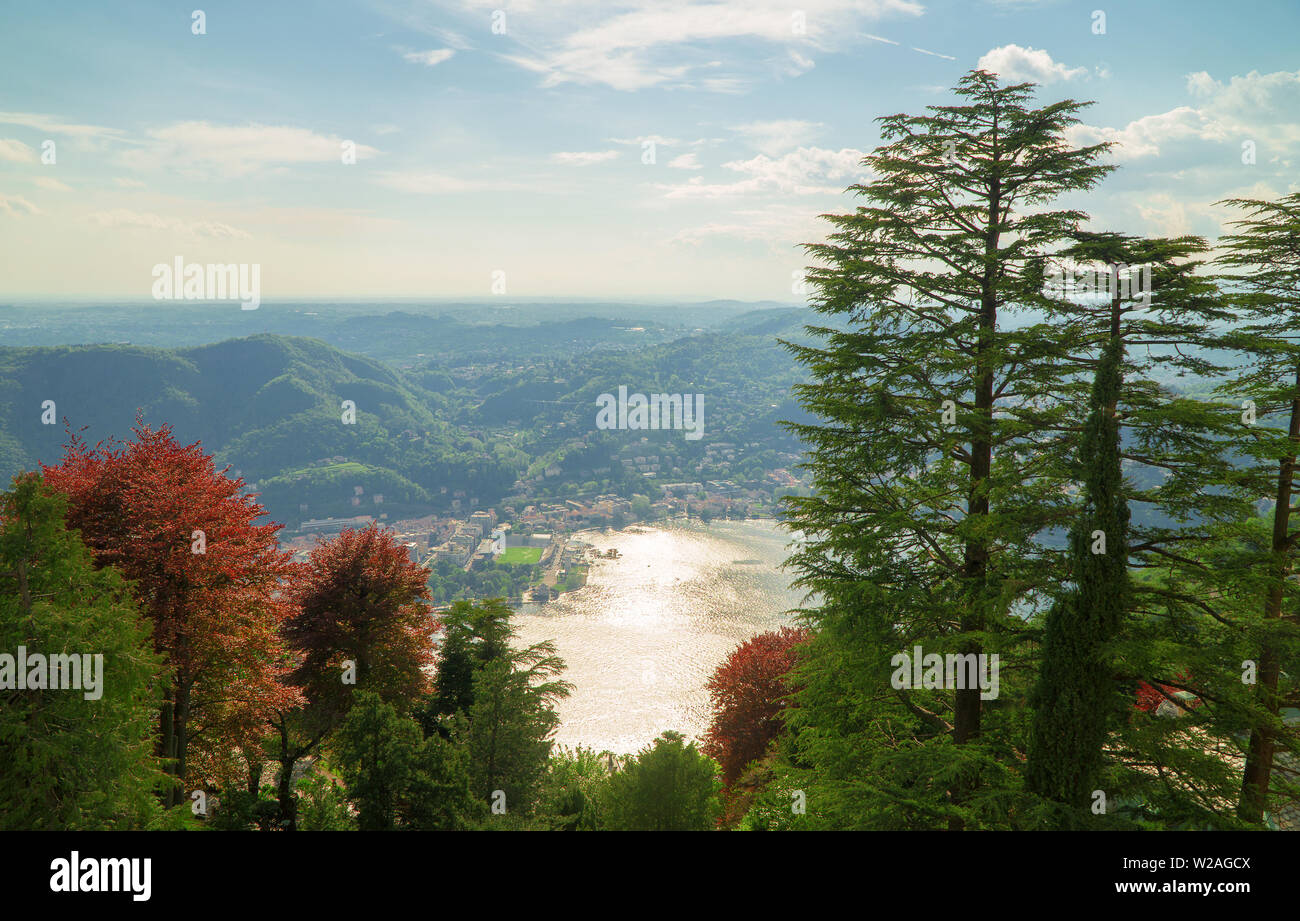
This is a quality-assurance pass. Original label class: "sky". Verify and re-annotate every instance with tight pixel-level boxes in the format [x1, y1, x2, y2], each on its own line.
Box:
[1, 0, 1298, 302]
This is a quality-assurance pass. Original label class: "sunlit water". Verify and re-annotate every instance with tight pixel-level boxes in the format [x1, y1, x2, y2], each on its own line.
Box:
[511, 518, 806, 755]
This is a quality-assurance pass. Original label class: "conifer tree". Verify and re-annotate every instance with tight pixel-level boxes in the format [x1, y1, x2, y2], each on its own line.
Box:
[784, 70, 1112, 828]
[1025, 329, 1128, 817]
[1064, 234, 1250, 829]
[1215, 193, 1300, 824]
[0, 475, 165, 829]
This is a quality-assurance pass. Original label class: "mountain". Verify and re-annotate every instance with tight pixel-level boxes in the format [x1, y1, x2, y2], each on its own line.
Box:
[0, 308, 823, 524]
[0, 334, 516, 525]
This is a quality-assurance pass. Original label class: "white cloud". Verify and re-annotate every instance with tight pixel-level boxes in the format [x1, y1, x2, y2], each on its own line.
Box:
[113, 177, 146, 188]
[1132, 192, 1220, 238]
[0, 139, 36, 163]
[731, 119, 822, 155]
[371, 170, 531, 194]
[119, 122, 380, 178]
[671, 203, 823, 245]
[86, 208, 250, 239]
[1067, 107, 1222, 161]
[404, 48, 456, 67]
[659, 145, 866, 198]
[668, 152, 702, 169]
[1188, 69, 1300, 150]
[490, 0, 923, 91]
[551, 150, 620, 166]
[976, 44, 1088, 84]
[1068, 69, 1300, 163]
[0, 111, 126, 141]
[32, 176, 72, 192]
[0, 194, 40, 217]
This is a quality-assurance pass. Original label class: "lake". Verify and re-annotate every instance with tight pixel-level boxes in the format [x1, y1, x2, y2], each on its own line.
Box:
[512, 518, 806, 755]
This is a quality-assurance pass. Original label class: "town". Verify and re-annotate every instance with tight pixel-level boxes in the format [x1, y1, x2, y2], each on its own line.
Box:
[278, 459, 810, 606]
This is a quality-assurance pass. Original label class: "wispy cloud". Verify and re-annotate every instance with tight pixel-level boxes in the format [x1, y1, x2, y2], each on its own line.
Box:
[0, 138, 37, 162]
[485, 0, 923, 91]
[403, 48, 456, 67]
[0, 194, 40, 217]
[0, 111, 126, 141]
[551, 150, 620, 166]
[119, 122, 380, 178]
[86, 208, 250, 238]
[659, 145, 866, 198]
[32, 176, 72, 192]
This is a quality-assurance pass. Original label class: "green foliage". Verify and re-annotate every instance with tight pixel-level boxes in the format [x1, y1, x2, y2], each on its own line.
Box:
[535, 747, 613, 830]
[783, 69, 1114, 829]
[295, 770, 357, 831]
[603, 732, 722, 830]
[1026, 334, 1131, 815]
[331, 691, 478, 830]
[208, 787, 283, 832]
[0, 475, 165, 830]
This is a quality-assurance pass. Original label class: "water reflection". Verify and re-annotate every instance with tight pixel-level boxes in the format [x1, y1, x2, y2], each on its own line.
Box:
[512, 518, 805, 754]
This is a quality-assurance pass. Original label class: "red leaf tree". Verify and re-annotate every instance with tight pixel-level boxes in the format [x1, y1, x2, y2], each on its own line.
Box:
[42, 421, 300, 803]
[270, 523, 436, 828]
[703, 626, 810, 788]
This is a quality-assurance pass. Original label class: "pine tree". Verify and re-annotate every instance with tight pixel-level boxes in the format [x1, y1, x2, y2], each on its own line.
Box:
[1025, 330, 1128, 817]
[1214, 193, 1300, 824]
[462, 636, 571, 814]
[783, 70, 1112, 828]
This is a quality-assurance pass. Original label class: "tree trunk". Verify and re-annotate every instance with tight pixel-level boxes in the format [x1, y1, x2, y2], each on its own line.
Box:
[950, 172, 1001, 829]
[172, 678, 191, 808]
[278, 722, 298, 831]
[1238, 368, 1300, 823]
[159, 687, 177, 808]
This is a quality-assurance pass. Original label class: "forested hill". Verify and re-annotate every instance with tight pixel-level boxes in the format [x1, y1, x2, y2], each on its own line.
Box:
[0, 308, 821, 526]
[0, 334, 515, 523]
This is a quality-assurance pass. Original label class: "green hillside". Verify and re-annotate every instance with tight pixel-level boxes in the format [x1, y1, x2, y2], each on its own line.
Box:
[0, 334, 517, 525]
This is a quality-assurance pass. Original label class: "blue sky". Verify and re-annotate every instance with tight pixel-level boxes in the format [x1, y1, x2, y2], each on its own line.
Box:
[1, 0, 1297, 301]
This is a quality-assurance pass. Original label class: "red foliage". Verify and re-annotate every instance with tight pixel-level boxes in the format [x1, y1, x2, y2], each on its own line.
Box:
[283, 523, 435, 715]
[1135, 671, 1197, 713]
[42, 421, 301, 788]
[702, 626, 811, 787]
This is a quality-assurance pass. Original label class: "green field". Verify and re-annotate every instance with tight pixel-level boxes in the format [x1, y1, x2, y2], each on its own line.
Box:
[498, 546, 543, 565]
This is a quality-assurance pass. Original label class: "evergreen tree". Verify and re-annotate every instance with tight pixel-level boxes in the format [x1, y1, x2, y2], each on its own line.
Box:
[783, 69, 1112, 828]
[0, 474, 165, 829]
[1215, 193, 1300, 824]
[604, 731, 722, 831]
[462, 644, 571, 814]
[1025, 333, 1128, 818]
[419, 597, 515, 735]
[332, 691, 477, 830]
